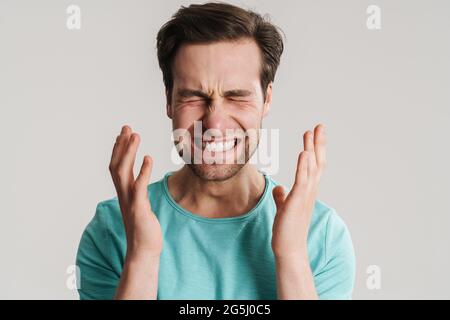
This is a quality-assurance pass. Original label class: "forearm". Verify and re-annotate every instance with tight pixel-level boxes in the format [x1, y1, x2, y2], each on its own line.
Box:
[114, 253, 160, 300]
[275, 254, 318, 300]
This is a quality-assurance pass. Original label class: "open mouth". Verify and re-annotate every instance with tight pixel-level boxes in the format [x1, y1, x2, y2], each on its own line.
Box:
[193, 137, 240, 153]
[204, 139, 238, 152]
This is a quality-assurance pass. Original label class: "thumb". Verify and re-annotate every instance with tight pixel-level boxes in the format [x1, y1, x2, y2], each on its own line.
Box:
[272, 185, 286, 211]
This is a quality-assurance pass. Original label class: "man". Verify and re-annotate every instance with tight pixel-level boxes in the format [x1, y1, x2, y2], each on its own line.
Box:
[76, 2, 355, 300]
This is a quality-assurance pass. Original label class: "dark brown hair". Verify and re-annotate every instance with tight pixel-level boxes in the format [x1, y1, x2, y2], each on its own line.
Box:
[156, 2, 284, 103]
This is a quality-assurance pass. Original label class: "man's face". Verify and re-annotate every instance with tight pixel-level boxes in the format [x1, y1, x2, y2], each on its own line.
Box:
[167, 38, 272, 181]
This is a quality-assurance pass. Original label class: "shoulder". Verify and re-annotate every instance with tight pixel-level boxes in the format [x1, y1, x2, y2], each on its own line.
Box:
[310, 199, 349, 242]
[88, 198, 124, 241]
[76, 199, 125, 272]
[87, 174, 167, 237]
[264, 175, 351, 245]
[308, 199, 355, 271]
[309, 200, 356, 298]
[80, 174, 167, 250]
[264, 175, 355, 278]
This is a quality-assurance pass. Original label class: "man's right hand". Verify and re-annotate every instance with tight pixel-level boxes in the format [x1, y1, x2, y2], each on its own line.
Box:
[109, 125, 162, 299]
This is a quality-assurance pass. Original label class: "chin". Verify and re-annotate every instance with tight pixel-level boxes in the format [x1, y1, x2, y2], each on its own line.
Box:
[187, 163, 245, 182]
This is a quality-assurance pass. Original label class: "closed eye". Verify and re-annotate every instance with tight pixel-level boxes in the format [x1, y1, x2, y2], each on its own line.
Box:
[228, 97, 250, 102]
[184, 99, 206, 103]
[226, 96, 254, 105]
[175, 99, 209, 109]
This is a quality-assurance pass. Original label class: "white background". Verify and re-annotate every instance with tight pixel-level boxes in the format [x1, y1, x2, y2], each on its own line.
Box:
[0, 0, 449, 299]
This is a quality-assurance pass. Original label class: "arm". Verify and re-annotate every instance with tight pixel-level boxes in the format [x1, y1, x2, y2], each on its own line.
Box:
[272, 124, 327, 299]
[109, 125, 163, 300]
[114, 254, 160, 300]
[275, 254, 318, 300]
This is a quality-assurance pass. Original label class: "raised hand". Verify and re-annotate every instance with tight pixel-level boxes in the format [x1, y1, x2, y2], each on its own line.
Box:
[271, 124, 327, 259]
[109, 125, 162, 259]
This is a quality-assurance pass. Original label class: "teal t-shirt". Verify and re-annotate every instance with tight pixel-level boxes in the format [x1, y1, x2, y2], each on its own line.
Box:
[76, 171, 355, 300]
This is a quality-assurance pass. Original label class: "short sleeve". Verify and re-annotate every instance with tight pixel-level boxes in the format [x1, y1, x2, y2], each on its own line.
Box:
[75, 203, 122, 300]
[313, 210, 356, 300]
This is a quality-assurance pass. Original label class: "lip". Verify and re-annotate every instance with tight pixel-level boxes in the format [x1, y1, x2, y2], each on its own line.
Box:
[202, 138, 237, 143]
[192, 137, 240, 151]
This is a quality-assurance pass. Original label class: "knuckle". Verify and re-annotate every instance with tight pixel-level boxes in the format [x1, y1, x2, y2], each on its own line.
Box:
[131, 183, 140, 194]
[116, 165, 127, 177]
[301, 155, 308, 164]
[109, 163, 120, 175]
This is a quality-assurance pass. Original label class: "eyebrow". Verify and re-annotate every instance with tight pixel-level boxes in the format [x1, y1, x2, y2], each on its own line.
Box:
[175, 88, 253, 99]
[176, 89, 210, 100]
[223, 89, 253, 98]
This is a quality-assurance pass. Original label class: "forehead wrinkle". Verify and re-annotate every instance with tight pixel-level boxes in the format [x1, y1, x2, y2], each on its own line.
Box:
[172, 40, 262, 99]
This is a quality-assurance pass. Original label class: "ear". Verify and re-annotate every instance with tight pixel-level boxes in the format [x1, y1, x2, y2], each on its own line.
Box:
[262, 82, 273, 118]
[166, 89, 173, 119]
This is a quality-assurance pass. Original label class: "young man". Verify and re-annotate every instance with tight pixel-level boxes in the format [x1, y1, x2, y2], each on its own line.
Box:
[76, 2, 355, 300]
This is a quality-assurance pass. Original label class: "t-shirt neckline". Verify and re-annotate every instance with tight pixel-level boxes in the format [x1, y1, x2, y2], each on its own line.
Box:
[162, 169, 269, 224]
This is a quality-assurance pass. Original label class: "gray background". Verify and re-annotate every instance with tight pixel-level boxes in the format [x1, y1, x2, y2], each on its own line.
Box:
[0, 0, 449, 299]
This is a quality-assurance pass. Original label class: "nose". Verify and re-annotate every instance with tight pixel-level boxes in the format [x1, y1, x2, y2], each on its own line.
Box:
[201, 99, 230, 133]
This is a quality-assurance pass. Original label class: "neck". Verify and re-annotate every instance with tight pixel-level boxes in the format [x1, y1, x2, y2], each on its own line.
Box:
[167, 164, 266, 219]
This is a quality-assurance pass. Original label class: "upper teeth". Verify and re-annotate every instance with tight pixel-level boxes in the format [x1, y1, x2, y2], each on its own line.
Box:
[205, 140, 235, 152]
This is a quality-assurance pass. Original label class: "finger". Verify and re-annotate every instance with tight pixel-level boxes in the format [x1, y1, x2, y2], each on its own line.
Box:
[110, 126, 136, 216]
[110, 125, 132, 169]
[303, 130, 314, 152]
[272, 185, 286, 211]
[293, 151, 309, 192]
[134, 155, 153, 201]
[118, 132, 140, 184]
[303, 130, 317, 178]
[313, 124, 327, 171]
[115, 131, 140, 212]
